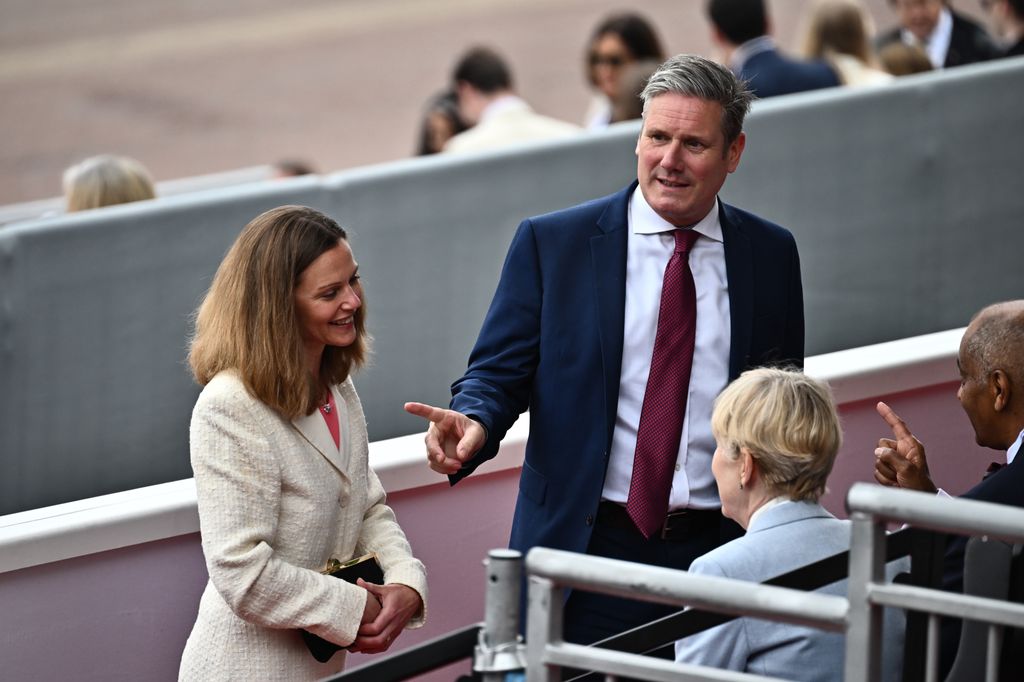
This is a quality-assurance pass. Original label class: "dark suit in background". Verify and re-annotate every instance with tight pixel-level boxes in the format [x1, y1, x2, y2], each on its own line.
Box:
[707, 0, 839, 98]
[738, 43, 840, 98]
[938, 457, 1024, 675]
[876, 9, 1000, 68]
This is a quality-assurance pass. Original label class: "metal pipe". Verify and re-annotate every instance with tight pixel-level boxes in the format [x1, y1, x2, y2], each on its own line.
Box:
[475, 549, 527, 681]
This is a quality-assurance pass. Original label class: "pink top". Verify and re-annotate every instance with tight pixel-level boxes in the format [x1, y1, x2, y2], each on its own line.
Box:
[319, 390, 340, 449]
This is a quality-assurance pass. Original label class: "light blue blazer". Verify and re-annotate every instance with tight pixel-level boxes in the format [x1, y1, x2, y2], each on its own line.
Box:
[675, 500, 906, 681]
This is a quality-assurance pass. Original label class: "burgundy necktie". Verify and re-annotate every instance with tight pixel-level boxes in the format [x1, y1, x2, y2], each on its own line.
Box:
[626, 228, 700, 539]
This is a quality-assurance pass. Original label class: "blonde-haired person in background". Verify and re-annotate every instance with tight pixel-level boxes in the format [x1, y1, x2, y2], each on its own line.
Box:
[179, 205, 426, 680]
[62, 154, 155, 212]
[801, 0, 895, 87]
[675, 368, 906, 681]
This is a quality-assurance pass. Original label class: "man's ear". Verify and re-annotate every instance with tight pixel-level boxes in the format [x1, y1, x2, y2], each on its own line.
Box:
[991, 369, 1011, 412]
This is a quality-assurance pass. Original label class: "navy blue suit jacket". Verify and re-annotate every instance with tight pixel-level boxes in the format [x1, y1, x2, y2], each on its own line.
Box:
[944, 457, 1024, 591]
[938, 456, 1024, 675]
[449, 183, 804, 557]
[740, 48, 839, 98]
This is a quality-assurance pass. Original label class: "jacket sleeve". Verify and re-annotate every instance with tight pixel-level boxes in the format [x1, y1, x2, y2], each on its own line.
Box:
[190, 384, 367, 646]
[450, 218, 543, 481]
[355, 466, 428, 628]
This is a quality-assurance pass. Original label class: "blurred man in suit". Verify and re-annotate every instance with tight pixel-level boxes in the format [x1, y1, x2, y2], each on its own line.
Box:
[707, 0, 840, 98]
[876, 0, 1000, 68]
[407, 54, 804, 645]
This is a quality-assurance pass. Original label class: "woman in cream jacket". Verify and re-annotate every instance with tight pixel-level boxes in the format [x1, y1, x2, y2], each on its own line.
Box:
[179, 205, 426, 680]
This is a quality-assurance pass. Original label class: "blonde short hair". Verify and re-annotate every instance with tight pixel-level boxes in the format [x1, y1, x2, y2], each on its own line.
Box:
[62, 155, 156, 212]
[712, 368, 842, 502]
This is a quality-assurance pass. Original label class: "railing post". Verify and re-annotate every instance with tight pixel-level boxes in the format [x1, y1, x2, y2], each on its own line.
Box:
[525, 575, 562, 682]
[474, 549, 527, 682]
[845, 510, 885, 682]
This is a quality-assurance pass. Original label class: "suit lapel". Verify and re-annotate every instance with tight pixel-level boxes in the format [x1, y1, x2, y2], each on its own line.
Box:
[591, 184, 633, 450]
[721, 201, 753, 380]
[291, 385, 350, 479]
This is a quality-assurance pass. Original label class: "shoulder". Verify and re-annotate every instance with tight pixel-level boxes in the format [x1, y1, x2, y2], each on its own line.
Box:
[721, 202, 797, 245]
[950, 11, 1000, 56]
[195, 370, 249, 410]
[526, 184, 633, 231]
[964, 460, 1024, 507]
[193, 370, 276, 425]
[951, 10, 991, 36]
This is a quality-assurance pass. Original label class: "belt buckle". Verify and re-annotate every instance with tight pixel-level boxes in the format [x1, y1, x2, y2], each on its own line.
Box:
[660, 509, 689, 540]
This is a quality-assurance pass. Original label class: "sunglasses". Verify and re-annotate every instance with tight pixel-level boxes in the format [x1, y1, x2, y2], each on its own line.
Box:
[589, 53, 627, 68]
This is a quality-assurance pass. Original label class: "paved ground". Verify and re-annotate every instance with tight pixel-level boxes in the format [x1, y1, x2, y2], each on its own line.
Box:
[0, 0, 992, 205]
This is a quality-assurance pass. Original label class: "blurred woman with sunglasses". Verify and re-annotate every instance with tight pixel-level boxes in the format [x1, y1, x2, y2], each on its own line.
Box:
[582, 13, 666, 129]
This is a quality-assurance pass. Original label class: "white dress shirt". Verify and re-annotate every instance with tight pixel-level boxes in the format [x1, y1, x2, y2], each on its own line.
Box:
[1006, 427, 1024, 465]
[901, 7, 953, 69]
[601, 187, 731, 510]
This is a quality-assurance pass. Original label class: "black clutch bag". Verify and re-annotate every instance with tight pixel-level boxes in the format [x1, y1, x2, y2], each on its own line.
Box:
[302, 553, 385, 663]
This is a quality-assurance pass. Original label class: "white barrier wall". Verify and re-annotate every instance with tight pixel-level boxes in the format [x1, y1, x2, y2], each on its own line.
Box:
[1, 59, 1022, 513]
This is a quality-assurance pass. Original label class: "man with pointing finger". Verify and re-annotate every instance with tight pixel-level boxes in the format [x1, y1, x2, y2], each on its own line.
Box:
[406, 54, 804, 645]
[874, 299, 1024, 675]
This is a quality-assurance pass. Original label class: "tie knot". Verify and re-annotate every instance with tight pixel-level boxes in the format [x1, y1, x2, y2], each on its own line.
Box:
[673, 229, 700, 254]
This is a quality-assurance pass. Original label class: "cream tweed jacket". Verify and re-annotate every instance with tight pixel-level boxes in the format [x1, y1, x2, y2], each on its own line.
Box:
[179, 371, 427, 680]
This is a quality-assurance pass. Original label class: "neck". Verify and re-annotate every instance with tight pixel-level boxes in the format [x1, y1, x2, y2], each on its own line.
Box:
[305, 345, 323, 379]
[737, 487, 777, 529]
[997, 418, 1024, 450]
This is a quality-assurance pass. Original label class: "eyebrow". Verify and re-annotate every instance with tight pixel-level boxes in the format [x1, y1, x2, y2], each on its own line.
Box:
[315, 266, 358, 292]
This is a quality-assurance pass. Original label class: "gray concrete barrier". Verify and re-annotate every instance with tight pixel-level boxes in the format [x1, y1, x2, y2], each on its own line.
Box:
[1, 58, 1021, 514]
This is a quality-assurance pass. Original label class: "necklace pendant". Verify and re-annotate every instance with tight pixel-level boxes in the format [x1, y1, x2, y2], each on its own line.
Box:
[320, 403, 331, 414]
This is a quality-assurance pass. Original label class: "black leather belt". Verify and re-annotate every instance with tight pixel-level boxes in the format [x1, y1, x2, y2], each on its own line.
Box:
[597, 500, 723, 541]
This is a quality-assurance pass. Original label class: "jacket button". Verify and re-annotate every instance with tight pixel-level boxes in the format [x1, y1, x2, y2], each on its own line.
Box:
[586, 514, 594, 526]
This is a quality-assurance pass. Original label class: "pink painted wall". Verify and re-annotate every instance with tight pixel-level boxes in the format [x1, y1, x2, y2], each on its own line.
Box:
[0, 384, 993, 681]
[822, 380, 990, 517]
[0, 467, 519, 682]
[346, 467, 520, 680]
[0, 533, 208, 682]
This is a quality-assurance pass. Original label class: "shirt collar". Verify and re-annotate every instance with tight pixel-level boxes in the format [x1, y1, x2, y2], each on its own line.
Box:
[747, 495, 790, 529]
[901, 7, 952, 68]
[629, 185, 723, 242]
[1007, 427, 1024, 465]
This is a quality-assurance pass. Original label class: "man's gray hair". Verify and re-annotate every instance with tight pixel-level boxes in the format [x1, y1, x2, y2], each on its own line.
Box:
[640, 54, 755, 144]
[964, 301, 1024, 384]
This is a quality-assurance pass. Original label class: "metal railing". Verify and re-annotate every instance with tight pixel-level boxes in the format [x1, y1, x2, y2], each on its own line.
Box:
[524, 548, 848, 682]
[330, 485, 1024, 681]
[844, 484, 1024, 682]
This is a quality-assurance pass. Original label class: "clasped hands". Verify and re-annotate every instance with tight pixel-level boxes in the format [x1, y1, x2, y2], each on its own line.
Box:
[348, 580, 422, 654]
[873, 401, 938, 494]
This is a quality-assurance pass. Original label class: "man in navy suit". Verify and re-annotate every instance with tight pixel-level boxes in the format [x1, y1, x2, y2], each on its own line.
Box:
[406, 54, 804, 645]
[707, 0, 839, 98]
[874, 300, 1024, 675]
